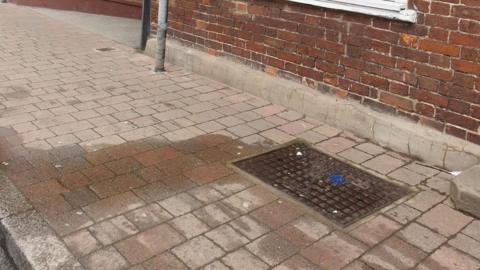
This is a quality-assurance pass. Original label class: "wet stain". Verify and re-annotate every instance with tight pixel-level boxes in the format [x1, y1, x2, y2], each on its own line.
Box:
[0, 126, 269, 221]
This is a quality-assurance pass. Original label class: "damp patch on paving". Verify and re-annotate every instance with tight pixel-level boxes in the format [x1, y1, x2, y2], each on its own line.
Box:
[232, 141, 411, 227]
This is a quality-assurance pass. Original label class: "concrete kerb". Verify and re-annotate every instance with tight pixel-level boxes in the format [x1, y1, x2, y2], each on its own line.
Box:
[144, 38, 480, 171]
[451, 165, 480, 219]
[0, 173, 82, 270]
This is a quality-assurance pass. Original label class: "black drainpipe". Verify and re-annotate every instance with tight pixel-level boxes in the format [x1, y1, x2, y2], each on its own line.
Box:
[140, 0, 151, 50]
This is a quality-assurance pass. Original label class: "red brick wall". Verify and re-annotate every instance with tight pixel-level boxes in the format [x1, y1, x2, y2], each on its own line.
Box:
[155, 0, 480, 144]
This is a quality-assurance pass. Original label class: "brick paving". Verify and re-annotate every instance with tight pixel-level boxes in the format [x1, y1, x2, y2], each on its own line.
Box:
[1, 4, 480, 270]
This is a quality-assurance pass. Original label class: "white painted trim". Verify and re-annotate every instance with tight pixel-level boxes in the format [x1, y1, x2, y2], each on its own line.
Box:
[288, 0, 417, 23]
[322, 0, 406, 11]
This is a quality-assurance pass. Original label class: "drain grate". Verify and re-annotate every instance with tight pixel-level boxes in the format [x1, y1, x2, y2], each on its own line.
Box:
[232, 142, 411, 226]
[95, 47, 115, 52]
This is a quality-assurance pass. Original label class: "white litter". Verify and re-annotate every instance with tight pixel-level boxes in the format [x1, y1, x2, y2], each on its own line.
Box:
[450, 171, 462, 176]
[296, 151, 303, 156]
[1, 162, 8, 166]
[54, 164, 62, 168]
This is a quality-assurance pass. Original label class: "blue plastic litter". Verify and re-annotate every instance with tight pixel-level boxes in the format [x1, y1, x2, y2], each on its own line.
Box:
[329, 175, 345, 185]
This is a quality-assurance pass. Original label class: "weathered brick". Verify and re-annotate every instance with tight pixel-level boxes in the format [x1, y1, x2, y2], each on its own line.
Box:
[450, 32, 480, 49]
[453, 6, 480, 21]
[453, 59, 480, 75]
[380, 92, 414, 112]
[419, 39, 460, 56]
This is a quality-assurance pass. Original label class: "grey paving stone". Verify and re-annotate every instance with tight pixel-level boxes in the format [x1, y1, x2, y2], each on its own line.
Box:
[169, 213, 210, 239]
[172, 236, 225, 269]
[388, 167, 426, 186]
[222, 248, 268, 270]
[405, 190, 445, 212]
[88, 216, 138, 245]
[246, 233, 298, 266]
[362, 154, 405, 175]
[355, 142, 385, 155]
[159, 193, 203, 217]
[463, 221, 480, 242]
[316, 137, 356, 154]
[397, 223, 447, 252]
[63, 230, 101, 258]
[386, 204, 422, 225]
[260, 129, 295, 144]
[297, 130, 328, 144]
[80, 247, 128, 270]
[229, 215, 270, 240]
[205, 224, 249, 251]
[339, 148, 373, 164]
[449, 233, 480, 260]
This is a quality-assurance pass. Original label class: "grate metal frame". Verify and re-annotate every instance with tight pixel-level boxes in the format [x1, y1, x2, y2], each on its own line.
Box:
[231, 140, 412, 227]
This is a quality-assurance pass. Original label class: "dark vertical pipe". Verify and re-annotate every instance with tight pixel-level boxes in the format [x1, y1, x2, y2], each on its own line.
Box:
[140, 0, 151, 50]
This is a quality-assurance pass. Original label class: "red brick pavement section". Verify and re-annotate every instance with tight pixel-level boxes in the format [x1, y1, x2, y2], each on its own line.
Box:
[1, 4, 479, 270]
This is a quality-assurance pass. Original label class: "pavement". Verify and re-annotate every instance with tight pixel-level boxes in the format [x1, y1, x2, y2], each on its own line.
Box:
[31, 7, 142, 48]
[1, 3, 480, 270]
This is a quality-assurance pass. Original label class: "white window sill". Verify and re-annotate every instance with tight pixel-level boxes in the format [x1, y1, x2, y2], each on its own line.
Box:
[288, 0, 417, 23]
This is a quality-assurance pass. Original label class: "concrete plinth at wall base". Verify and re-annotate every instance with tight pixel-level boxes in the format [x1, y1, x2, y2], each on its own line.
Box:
[451, 165, 480, 219]
[145, 38, 480, 171]
[0, 174, 82, 270]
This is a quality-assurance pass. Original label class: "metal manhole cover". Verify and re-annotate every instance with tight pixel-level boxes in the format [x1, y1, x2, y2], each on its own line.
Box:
[96, 47, 115, 52]
[232, 142, 411, 227]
